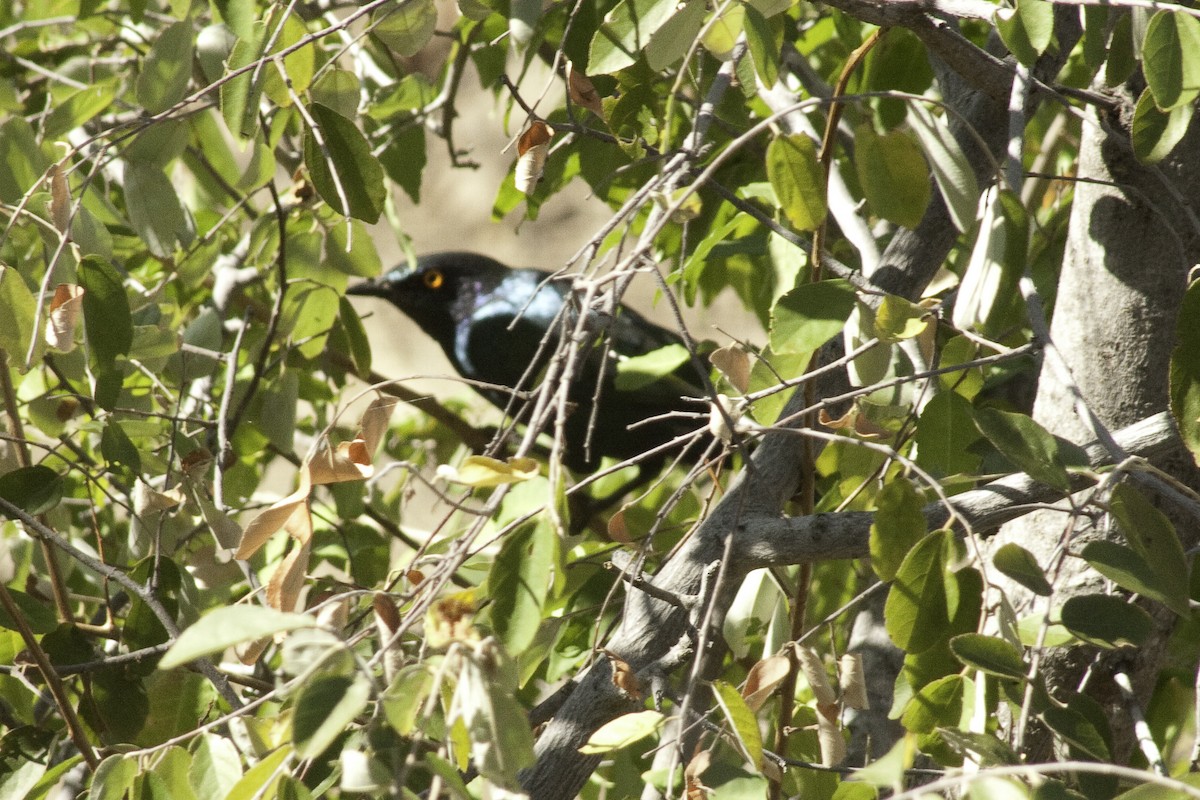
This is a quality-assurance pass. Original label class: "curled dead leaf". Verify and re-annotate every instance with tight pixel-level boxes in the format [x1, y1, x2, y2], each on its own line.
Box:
[607, 507, 631, 544]
[742, 653, 791, 712]
[816, 707, 846, 767]
[514, 120, 553, 195]
[795, 644, 837, 706]
[605, 650, 643, 701]
[839, 653, 869, 709]
[49, 164, 71, 234]
[45, 284, 83, 352]
[567, 61, 603, 117]
[709, 344, 750, 394]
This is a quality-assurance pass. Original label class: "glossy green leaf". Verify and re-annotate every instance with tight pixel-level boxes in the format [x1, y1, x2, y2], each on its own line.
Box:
[769, 279, 856, 356]
[0, 465, 63, 518]
[0, 588, 58, 634]
[588, 0, 680, 74]
[900, 673, 966, 733]
[644, 0, 706, 71]
[995, 0, 1054, 66]
[1059, 594, 1153, 648]
[1131, 87, 1194, 164]
[1080, 541, 1175, 612]
[713, 680, 763, 767]
[160, 607, 317, 669]
[993, 543, 1052, 597]
[487, 519, 555, 655]
[580, 710, 665, 753]
[855, 125, 930, 228]
[79, 255, 133, 367]
[907, 105, 979, 232]
[869, 475, 927, 582]
[304, 103, 386, 223]
[46, 80, 120, 138]
[0, 117, 49, 204]
[124, 162, 189, 257]
[137, 21, 194, 114]
[972, 407, 1085, 492]
[293, 674, 371, 759]
[949, 633, 1026, 680]
[886, 530, 955, 654]
[89, 755, 138, 800]
[1143, 11, 1200, 110]
[742, 4, 779, 88]
[261, 15, 315, 108]
[614, 343, 691, 391]
[372, 0, 437, 57]
[1107, 483, 1190, 616]
[1170, 279, 1200, 465]
[766, 133, 826, 231]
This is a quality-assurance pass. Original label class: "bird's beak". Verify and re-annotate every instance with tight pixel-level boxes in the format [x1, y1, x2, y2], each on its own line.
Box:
[346, 279, 385, 298]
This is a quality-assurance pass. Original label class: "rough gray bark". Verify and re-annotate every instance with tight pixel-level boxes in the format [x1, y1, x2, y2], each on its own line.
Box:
[987, 99, 1200, 761]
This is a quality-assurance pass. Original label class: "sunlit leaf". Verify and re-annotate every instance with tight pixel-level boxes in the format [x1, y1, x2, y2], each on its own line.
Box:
[766, 133, 826, 231]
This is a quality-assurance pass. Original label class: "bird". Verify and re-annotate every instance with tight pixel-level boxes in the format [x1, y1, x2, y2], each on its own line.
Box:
[347, 252, 713, 479]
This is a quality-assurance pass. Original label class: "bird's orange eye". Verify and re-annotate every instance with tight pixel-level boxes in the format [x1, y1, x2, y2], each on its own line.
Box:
[423, 269, 444, 290]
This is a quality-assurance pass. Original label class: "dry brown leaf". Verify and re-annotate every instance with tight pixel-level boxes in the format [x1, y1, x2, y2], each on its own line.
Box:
[816, 707, 846, 767]
[795, 644, 837, 706]
[45, 283, 83, 352]
[709, 344, 750, 394]
[606, 507, 631, 544]
[567, 61, 604, 117]
[852, 413, 890, 439]
[266, 505, 314, 611]
[235, 469, 312, 560]
[839, 653, 869, 710]
[818, 407, 854, 429]
[426, 592, 479, 648]
[374, 593, 401, 635]
[405, 568, 425, 586]
[742, 654, 791, 712]
[181, 448, 214, 474]
[684, 750, 711, 799]
[606, 651, 643, 701]
[236, 636, 270, 665]
[309, 396, 399, 484]
[515, 120, 553, 195]
[49, 164, 71, 233]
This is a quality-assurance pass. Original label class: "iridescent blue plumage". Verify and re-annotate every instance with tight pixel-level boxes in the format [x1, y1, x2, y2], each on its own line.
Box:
[349, 252, 710, 473]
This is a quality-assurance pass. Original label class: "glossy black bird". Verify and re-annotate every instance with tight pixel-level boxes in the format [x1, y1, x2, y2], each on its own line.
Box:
[347, 252, 711, 476]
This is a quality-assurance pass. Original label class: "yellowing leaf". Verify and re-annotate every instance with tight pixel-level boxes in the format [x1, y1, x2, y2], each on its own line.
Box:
[580, 710, 664, 754]
[437, 455, 540, 487]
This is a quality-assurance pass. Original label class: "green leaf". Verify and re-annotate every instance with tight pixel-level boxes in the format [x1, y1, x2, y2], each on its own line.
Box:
[304, 103, 386, 223]
[1131, 87, 1194, 164]
[1059, 594, 1153, 648]
[190, 734, 243, 800]
[885, 530, 954, 654]
[1143, 11, 1200, 110]
[644, 0, 706, 71]
[311, 69, 361, 119]
[907, 105, 979, 232]
[159, 606, 317, 668]
[869, 475, 927, 582]
[766, 134, 826, 231]
[0, 266, 38, 366]
[588, 0, 681, 74]
[137, 21, 194, 114]
[0, 465, 63, 518]
[1041, 696, 1112, 761]
[262, 15, 316, 107]
[855, 125, 931, 228]
[381, 664, 435, 735]
[89, 755, 138, 800]
[1080, 541, 1175, 612]
[875, 294, 930, 343]
[614, 343, 691, 391]
[0, 588, 58, 634]
[580, 710, 665, 753]
[79, 255, 133, 367]
[223, 745, 291, 800]
[742, 4, 779, 88]
[220, 27, 269, 139]
[487, 519, 555, 655]
[995, 0, 1055, 66]
[1171, 279, 1200, 465]
[949, 633, 1026, 680]
[293, 674, 371, 759]
[713, 679, 763, 767]
[0, 117, 49, 204]
[372, 0, 437, 57]
[452, 654, 536, 782]
[124, 162, 189, 257]
[46, 80, 120, 138]
[900, 674, 966, 733]
[972, 407, 1085, 492]
[993, 543, 1052, 597]
[1106, 483, 1191, 616]
[769, 279, 856, 356]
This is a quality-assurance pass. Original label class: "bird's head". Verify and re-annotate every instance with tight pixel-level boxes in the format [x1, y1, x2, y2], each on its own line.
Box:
[347, 252, 511, 347]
